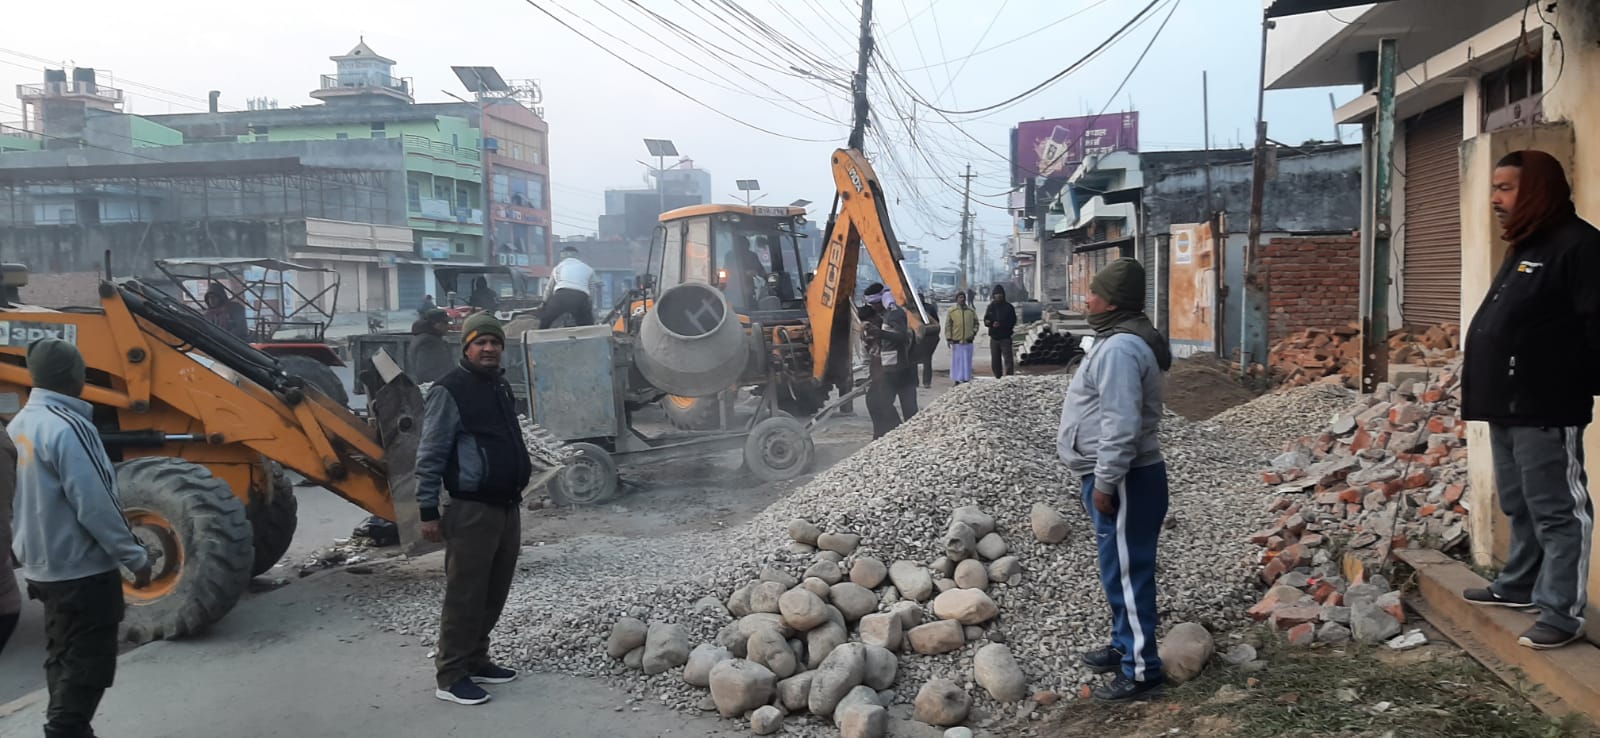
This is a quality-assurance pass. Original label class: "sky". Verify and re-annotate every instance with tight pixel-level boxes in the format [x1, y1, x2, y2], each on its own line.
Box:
[0, 0, 1357, 271]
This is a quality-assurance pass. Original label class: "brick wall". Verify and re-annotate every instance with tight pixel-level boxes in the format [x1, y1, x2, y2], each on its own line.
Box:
[1262, 235, 1360, 342]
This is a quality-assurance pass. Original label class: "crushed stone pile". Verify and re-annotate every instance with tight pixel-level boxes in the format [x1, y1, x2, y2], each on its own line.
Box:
[352, 376, 1340, 735]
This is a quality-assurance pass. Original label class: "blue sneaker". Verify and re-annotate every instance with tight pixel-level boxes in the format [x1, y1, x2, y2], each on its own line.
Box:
[436, 677, 491, 705]
[471, 663, 519, 684]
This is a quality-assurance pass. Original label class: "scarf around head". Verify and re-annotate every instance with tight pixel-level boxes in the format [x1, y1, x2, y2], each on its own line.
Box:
[1501, 149, 1577, 245]
[1088, 309, 1172, 371]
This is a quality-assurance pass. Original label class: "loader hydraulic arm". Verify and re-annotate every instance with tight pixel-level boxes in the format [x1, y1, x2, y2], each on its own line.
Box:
[804, 148, 941, 386]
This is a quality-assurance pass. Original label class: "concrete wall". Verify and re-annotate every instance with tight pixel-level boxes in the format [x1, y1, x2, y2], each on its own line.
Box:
[0, 217, 303, 280]
[1142, 146, 1363, 237]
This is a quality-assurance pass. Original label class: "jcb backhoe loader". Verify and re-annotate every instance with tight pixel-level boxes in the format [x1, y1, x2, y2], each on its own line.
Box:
[632, 148, 938, 428]
[0, 266, 427, 643]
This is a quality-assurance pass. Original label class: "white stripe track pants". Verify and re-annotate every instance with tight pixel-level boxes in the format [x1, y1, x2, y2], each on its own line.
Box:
[1082, 462, 1168, 683]
[1489, 424, 1594, 635]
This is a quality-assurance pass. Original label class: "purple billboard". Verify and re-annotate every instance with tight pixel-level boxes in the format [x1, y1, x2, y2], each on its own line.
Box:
[1011, 112, 1140, 183]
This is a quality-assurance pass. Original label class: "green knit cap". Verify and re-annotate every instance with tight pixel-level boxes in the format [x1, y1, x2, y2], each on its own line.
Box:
[461, 312, 505, 351]
[28, 337, 86, 397]
[1090, 258, 1146, 309]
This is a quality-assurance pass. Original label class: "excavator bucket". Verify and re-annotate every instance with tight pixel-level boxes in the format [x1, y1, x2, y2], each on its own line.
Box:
[367, 349, 439, 556]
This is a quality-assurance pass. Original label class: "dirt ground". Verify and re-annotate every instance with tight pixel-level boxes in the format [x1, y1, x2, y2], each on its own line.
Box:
[1041, 623, 1595, 738]
[1164, 354, 1267, 420]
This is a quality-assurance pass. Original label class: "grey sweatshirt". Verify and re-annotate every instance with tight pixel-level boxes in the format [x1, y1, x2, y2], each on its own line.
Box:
[1056, 333, 1164, 490]
[10, 390, 148, 583]
[0, 425, 17, 615]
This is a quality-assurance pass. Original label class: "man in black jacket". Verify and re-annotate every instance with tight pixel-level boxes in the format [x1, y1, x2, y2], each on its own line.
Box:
[861, 283, 917, 438]
[1461, 149, 1600, 649]
[984, 285, 1018, 378]
[416, 313, 533, 703]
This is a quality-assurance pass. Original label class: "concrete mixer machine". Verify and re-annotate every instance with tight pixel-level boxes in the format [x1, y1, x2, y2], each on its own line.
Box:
[523, 281, 816, 506]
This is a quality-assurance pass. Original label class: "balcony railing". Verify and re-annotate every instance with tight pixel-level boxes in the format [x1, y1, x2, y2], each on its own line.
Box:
[16, 81, 124, 102]
[402, 134, 479, 162]
[0, 123, 42, 141]
[317, 74, 411, 96]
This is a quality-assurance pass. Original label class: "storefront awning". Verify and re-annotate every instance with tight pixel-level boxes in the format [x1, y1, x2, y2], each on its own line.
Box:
[1265, 0, 1398, 19]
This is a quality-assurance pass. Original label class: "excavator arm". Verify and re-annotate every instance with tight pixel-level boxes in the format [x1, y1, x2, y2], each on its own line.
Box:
[804, 148, 941, 387]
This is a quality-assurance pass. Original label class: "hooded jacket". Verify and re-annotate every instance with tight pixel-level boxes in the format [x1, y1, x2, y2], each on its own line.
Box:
[1056, 333, 1165, 490]
[9, 390, 148, 583]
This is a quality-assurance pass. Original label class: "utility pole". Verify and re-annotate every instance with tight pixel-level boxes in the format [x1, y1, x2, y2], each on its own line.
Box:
[1361, 38, 1399, 393]
[1242, 13, 1273, 376]
[959, 163, 974, 293]
[847, 0, 875, 152]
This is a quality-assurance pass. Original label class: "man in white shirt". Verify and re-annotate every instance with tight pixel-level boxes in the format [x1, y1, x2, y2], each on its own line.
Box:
[540, 245, 596, 328]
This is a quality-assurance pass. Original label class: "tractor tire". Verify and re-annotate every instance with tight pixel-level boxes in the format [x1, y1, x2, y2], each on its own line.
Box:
[279, 354, 350, 407]
[661, 394, 723, 430]
[118, 457, 254, 644]
[743, 416, 815, 483]
[246, 463, 298, 576]
[776, 384, 826, 420]
[548, 442, 619, 506]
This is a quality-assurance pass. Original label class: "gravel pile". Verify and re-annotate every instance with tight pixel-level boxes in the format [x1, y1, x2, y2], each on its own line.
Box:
[353, 376, 1331, 733]
[1210, 382, 1357, 453]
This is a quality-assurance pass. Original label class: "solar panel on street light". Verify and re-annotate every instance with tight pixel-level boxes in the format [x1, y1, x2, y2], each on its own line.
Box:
[790, 199, 812, 208]
[643, 138, 678, 157]
[736, 179, 761, 191]
[451, 66, 510, 94]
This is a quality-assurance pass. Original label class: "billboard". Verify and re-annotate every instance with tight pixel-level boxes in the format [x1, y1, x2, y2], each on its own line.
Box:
[1011, 112, 1140, 183]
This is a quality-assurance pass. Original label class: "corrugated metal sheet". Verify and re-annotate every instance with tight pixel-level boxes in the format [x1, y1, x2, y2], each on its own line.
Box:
[1401, 99, 1463, 328]
[1139, 236, 1155, 317]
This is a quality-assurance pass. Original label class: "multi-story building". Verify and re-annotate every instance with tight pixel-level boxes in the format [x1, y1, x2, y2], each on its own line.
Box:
[483, 98, 552, 274]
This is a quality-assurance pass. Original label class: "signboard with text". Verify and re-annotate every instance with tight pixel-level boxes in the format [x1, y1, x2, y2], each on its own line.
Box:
[1011, 112, 1140, 184]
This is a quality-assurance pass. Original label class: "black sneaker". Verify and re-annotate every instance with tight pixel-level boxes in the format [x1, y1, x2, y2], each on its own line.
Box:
[471, 663, 518, 684]
[1092, 674, 1165, 703]
[1518, 623, 1582, 650]
[1079, 645, 1124, 674]
[1462, 587, 1533, 608]
[435, 677, 492, 705]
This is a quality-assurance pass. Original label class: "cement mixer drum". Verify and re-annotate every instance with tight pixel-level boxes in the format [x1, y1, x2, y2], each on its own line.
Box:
[636, 282, 750, 398]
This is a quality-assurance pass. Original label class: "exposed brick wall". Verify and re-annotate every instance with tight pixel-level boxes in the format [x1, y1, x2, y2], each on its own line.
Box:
[1262, 235, 1360, 342]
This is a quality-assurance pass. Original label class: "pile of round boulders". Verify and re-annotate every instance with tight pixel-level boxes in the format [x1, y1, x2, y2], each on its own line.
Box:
[607, 503, 1044, 736]
[354, 377, 1343, 737]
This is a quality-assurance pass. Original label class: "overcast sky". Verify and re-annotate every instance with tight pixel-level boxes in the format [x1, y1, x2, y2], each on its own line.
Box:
[0, 0, 1354, 269]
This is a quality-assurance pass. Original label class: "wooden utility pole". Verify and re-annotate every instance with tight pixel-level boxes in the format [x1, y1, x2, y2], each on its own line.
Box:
[959, 163, 974, 292]
[847, 0, 875, 152]
[1361, 38, 1399, 392]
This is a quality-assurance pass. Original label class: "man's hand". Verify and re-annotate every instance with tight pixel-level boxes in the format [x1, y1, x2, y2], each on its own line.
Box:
[131, 562, 153, 589]
[1092, 486, 1119, 516]
[421, 520, 443, 543]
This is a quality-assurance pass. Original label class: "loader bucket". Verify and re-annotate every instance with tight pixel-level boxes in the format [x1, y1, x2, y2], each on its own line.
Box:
[367, 350, 439, 557]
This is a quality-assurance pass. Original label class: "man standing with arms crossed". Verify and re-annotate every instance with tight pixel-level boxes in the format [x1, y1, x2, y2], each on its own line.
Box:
[11, 337, 151, 736]
[1461, 150, 1600, 649]
[1056, 259, 1171, 702]
[416, 313, 533, 704]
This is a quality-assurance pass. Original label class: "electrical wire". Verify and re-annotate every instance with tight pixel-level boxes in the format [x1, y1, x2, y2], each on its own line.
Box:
[521, 0, 838, 143]
[898, 0, 1115, 72]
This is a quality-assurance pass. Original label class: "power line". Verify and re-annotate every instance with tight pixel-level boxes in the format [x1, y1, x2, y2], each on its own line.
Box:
[890, 0, 1165, 116]
[521, 0, 838, 143]
[898, 0, 1115, 72]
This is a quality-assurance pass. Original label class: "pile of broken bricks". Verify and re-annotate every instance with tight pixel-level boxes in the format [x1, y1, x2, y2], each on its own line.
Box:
[1252, 358, 1471, 588]
[1269, 322, 1460, 389]
[1246, 571, 1428, 650]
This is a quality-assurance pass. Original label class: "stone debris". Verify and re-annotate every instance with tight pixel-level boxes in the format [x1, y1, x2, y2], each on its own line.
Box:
[1250, 360, 1470, 587]
[1248, 567, 1406, 647]
[349, 376, 1345, 734]
[1386, 629, 1428, 651]
[750, 704, 784, 735]
[1269, 322, 1459, 389]
[1157, 622, 1215, 685]
[914, 678, 972, 726]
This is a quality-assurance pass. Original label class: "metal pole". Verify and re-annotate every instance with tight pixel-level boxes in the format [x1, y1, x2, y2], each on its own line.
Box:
[959, 163, 972, 293]
[1202, 71, 1213, 220]
[847, 0, 875, 152]
[1362, 38, 1398, 393]
[480, 87, 493, 265]
[657, 154, 665, 219]
[1241, 13, 1272, 376]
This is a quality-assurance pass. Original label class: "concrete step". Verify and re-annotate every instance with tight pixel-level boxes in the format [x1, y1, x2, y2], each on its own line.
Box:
[1395, 548, 1600, 720]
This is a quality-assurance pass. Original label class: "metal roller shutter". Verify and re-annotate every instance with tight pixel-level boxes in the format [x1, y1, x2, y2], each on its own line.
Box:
[1401, 99, 1464, 328]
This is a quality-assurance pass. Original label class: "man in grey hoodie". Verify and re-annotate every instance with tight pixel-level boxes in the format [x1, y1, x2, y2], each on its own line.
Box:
[1056, 258, 1171, 703]
[10, 338, 150, 737]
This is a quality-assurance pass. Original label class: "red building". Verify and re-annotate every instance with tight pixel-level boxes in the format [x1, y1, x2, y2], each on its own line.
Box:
[484, 101, 552, 277]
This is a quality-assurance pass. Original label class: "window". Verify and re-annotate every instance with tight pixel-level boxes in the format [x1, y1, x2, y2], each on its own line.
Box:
[254, 135, 268, 143]
[452, 133, 459, 148]
[684, 218, 711, 283]
[1481, 56, 1544, 132]
[336, 132, 349, 140]
[454, 241, 466, 254]
[660, 224, 684, 287]
[407, 180, 422, 211]
[371, 121, 387, 140]
[531, 225, 548, 262]
[492, 174, 510, 204]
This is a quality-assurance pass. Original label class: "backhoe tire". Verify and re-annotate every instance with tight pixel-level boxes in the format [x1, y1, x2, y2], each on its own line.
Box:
[661, 394, 723, 430]
[279, 354, 350, 407]
[246, 463, 298, 577]
[118, 457, 253, 644]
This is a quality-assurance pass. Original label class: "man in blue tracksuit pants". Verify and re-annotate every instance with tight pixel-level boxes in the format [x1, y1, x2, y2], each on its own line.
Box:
[1057, 258, 1172, 702]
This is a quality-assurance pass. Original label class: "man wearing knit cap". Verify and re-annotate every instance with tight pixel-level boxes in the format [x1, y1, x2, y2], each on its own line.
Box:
[415, 313, 532, 705]
[1461, 150, 1600, 649]
[983, 285, 1017, 378]
[10, 337, 150, 736]
[1056, 258, 1171, 702]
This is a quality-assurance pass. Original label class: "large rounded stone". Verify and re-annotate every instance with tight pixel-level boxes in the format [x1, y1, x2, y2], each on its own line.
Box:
[976, 532, 1008, 560]
[818, 531, 862, 556]
[750, 581, 787, 614]
[973, 643, 1027, 702]
[760, 565, 799, 589]
[914, 678, 971, 726]
[606, 617, 648, 659]
[808, 642, 867, 716]
[953, 559, 989, 590]
[801, 576, 833, 599]
[944, 522, 977, 562]
[889, 560, 935, 602]
[748, 627, 799, 679]
[1158, 622, 1215, 685]
[830, 582, 879, 622]
[850, 556, 889, 589]
[862, 644, 898, 690]
[777, 671, 814, 711]
[1031, 503, 1069, 544]
[779, 587, 830, 632]
[932, 589, 999, 625]
[751, 705, 784, 736]
[988, 556, 1022, 584]
[949, 506, 996, 538]
[807, 620, 849, 669]
[858, 611, 904, 652]
[709, 659, 776, 718]
[805, 560, 845, 585]
[641, 622, 690, 675]
[907, 620, 965, 655]
[838, 703, 888, 738]
[889, 601, 923, 631]
[789, 519, 822, 546]
[727, 584, 755, 618]
[683, 643, 733, 687]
